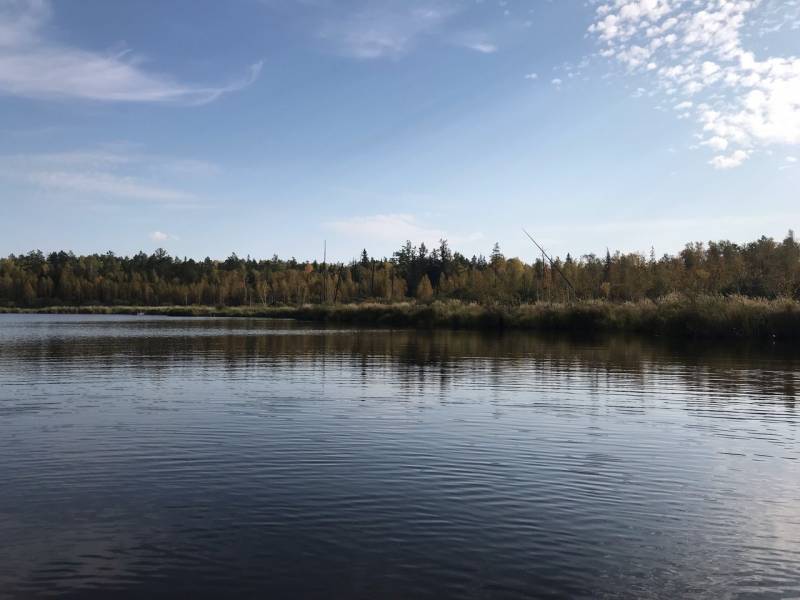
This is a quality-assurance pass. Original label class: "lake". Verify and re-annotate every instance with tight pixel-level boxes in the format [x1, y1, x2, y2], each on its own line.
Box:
[0, 314, 798, 598]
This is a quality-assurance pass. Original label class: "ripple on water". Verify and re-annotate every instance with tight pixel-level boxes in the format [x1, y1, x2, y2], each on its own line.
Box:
[0, 314, 799, 599]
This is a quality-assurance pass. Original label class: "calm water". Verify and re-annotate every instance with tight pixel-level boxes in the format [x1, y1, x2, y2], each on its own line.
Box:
[1, 315, 799, 599]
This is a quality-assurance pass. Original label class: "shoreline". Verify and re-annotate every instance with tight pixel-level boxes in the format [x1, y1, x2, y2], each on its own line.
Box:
[3, 297, 800, 340]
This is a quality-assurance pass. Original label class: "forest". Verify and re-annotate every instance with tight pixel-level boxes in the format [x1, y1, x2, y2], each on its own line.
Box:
[1, 233, 800, 308]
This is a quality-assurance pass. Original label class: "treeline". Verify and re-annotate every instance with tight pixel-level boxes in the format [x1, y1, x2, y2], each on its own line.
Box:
[1, 234, 799, 308]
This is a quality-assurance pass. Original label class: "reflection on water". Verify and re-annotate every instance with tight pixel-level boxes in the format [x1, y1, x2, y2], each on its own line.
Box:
[0, 314, 798, 599]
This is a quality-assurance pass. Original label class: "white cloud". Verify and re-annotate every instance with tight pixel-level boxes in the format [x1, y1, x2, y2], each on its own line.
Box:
[588, 0, 800, 169]
[524, 72, 538, 80]
[551, 78, 562, 86]
[149, 231, 170, 242]
[709, 149, 749, 170]
[0, 0, 261, 103]
[787, 156, 798, 163]
[701, 135, 729, 151]
[617, 44, 651, 68]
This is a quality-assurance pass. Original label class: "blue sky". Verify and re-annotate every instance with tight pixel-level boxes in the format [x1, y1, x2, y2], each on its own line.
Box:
[1, 0, 799, 261]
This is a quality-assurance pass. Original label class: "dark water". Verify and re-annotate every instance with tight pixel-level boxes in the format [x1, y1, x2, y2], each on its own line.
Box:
[1, 315, 799, 599]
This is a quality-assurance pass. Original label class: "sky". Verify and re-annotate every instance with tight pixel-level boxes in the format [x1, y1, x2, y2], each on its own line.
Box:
[1, 0, 799, 262]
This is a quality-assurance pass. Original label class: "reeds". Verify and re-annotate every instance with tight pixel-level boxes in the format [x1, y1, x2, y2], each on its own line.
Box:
[3, 296, 799, 340]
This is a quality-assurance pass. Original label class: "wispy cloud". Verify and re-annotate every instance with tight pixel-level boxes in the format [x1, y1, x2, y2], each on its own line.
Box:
[462, 41, 498, 54]
[26, 170, 196, 203]
[0, 147, 214, 204]
[0, 0, 261, 104]
[588, 0, 800, 169]
[780, 155, 798, 170]
[265, 0, 508, 61]
[326, 213, 445, 241]
[319, 2, 453, 59]
[325, 213, 483, 247]
[449, 30, 499, 54]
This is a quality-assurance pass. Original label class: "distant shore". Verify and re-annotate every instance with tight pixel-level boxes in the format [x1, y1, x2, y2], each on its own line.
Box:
[3, 296, 800, 340]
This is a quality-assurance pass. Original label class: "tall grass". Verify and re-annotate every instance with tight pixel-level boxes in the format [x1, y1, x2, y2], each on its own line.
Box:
[2, 296, 799, 340]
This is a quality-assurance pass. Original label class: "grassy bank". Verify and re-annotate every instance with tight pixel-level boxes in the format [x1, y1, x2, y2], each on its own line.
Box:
[3, 296, 800, 340]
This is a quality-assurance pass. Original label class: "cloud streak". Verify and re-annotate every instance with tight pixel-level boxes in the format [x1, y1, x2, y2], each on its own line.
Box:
[462, 41, 498, 54]
[0, 0, 261, 104]
[325, 213, 483, 248]
[26, 170, 196, 203]
[319, 2, 454, 59]
[0, 148, 210, 204]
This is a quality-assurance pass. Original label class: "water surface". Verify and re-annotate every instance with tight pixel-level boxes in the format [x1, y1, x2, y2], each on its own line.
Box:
[1, 314, 799, 598]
